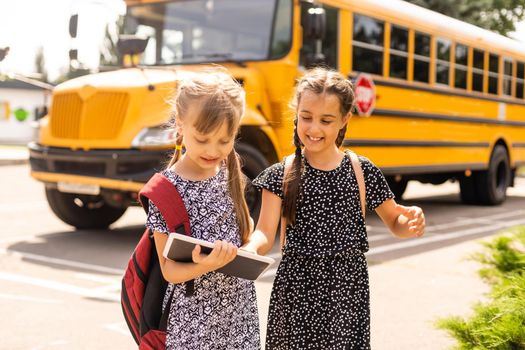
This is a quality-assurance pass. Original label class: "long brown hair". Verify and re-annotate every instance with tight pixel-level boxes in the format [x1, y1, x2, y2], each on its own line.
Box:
[282, 68, 355, 224]
[167, 70, 251, 242]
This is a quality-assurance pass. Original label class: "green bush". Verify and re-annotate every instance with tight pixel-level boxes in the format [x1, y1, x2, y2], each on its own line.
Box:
[436, 227, 525, 349]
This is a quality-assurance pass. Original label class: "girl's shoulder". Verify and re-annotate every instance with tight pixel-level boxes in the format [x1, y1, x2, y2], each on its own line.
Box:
[252, 160, 286, 198]
[345, 152, 377, 174]
[261, 160, 286, 177]
[355, 154, 380, 175]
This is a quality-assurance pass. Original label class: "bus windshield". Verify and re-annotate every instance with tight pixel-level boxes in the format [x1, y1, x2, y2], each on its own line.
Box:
[124, 0, 292, 65]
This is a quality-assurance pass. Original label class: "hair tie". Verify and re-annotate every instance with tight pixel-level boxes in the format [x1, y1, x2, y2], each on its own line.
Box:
[175, 144, 183, 151]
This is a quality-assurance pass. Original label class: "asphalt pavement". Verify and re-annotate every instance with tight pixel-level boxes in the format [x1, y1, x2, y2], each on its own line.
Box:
[0, 144, 518, 349]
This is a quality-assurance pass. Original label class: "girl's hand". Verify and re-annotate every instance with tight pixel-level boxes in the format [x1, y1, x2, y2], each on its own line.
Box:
[402, 206, 425, 237]
[192, 240, 237, 272]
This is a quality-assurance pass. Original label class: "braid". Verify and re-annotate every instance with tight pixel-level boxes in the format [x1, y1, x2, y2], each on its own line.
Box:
[226, 149, 251, 242]
[293, 118, 302, 149]
[282, 118, 304, 224]
[336, 124, 347, 148]
[167, 132, 184, 168]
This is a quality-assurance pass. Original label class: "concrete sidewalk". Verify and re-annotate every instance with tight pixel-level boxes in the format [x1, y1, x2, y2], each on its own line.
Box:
[369, 235, 492, 350]
[0, 145, 29, 166]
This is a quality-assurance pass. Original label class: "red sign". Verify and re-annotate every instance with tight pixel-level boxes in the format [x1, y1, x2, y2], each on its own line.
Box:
[354, 74, 376, 117]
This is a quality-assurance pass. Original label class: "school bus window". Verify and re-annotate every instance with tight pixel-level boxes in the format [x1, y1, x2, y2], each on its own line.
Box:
[269, 0, 293, 59]
[472, 49, 484, 92]
[503, 58, 513, 96]
[517, 61, 524, 99]
[322, 6, 339, 69]
[125, 1, 280, 65]
[389, 25, 408, 80]
[488, 54, 499, 95]
[300, 4, 338, 69]
[413, 32, 430, 83]
[352, 14, 384, 76]
[454, 43, 468, 89]
[436, 39, 451, 85]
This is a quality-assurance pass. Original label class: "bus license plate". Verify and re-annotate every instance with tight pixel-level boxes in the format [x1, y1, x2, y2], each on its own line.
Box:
[57, 182, 100, 195]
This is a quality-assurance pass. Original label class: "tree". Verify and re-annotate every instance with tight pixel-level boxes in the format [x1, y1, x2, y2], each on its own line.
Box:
[34, 46, 49, 83]
[404, 0, 525, 36]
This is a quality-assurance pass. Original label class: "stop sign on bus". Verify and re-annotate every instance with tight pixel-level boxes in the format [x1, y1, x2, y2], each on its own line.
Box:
[354, 74, 376, 117]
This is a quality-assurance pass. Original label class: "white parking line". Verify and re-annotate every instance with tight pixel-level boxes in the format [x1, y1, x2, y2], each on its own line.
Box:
[0, 271, 120, 302]
[367, 217, 525, 256]
[30, 340, 69, 350]
[0, 293, 62, 304]
[0, 247, 125, 275]
[424, 209, 525, 231]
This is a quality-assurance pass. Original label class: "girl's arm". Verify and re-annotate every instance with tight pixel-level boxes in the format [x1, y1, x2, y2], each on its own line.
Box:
[242, 189, 282, 255]
[153, 231, 237, 284]
[375, 199, 425, 239]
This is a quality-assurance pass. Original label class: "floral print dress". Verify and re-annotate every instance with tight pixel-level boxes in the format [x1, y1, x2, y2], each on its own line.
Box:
[146, 167, 260, 350]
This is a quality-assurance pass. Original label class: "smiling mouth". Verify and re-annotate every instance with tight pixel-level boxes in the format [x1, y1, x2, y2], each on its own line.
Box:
[307, 136, 323, 142]
[201, 156, 219, 162]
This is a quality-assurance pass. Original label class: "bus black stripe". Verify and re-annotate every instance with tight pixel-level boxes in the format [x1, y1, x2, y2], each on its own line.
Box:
[371, 109, 525, 127]
[343, 140, 490, 148]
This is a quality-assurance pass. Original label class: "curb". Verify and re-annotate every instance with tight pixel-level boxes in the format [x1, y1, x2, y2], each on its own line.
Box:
[0, 146, 30, 166]
[0, 158, 29, 166]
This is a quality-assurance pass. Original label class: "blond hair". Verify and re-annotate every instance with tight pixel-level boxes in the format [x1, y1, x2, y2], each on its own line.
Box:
[168, 70, 251, 242]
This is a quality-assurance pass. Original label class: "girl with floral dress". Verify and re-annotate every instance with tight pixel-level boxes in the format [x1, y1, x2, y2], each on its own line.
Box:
[147, 70, 260, 349]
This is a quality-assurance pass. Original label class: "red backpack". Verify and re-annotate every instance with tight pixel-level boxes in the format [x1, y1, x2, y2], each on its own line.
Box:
[121, 173, 191, 349]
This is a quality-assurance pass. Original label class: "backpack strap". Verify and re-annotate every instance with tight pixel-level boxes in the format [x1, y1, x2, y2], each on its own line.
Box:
[139, 173, 190, 236]
[345, 151, 367, 219]
[138, 173, 194, 296]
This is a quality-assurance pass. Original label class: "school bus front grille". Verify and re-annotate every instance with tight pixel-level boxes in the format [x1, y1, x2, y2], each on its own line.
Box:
[50, 91, 130, 140]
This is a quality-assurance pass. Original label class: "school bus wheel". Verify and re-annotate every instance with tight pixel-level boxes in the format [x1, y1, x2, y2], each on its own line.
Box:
[45, 187, 128, 230]
[235, 143, 270, 221]
[474, 145, 511, 205]
[459, 175, 478, 205]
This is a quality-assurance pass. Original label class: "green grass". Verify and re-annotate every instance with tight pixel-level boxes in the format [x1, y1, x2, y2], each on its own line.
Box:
[435, 227, 525, 350]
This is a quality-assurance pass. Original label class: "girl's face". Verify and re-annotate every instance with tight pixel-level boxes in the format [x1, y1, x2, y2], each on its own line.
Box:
[296, 90, 349, 153]
[178, 104, 236, 172]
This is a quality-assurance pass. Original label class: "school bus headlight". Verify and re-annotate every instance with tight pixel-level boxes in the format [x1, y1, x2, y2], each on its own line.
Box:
[131, 126, 177, 147]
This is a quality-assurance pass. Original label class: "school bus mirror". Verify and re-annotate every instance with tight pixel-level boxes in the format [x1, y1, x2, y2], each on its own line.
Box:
[117, 35, 149, 56]
[304, 7, 326, 40]
[0, 47, 9, 62]
[69, 14, 78, 38]
[304, 52, 326, 69]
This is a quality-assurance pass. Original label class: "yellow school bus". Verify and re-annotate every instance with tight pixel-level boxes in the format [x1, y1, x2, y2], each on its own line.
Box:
[29, 0, 525, 229]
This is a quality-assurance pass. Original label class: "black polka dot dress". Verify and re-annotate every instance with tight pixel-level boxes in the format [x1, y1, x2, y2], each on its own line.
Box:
[253, 154, 394, 350]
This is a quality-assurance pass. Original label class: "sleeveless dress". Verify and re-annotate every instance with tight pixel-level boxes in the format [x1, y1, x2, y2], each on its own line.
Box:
[146, 167, 260, 350]
[253, 155, 394, 350]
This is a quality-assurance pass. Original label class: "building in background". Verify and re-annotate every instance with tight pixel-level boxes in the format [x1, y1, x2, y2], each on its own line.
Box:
[0, 79, 51, 145]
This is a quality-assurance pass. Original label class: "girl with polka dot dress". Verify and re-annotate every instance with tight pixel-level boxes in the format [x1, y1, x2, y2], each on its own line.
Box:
[147, 71, 260, 349]
[243, 68, 425, 349]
